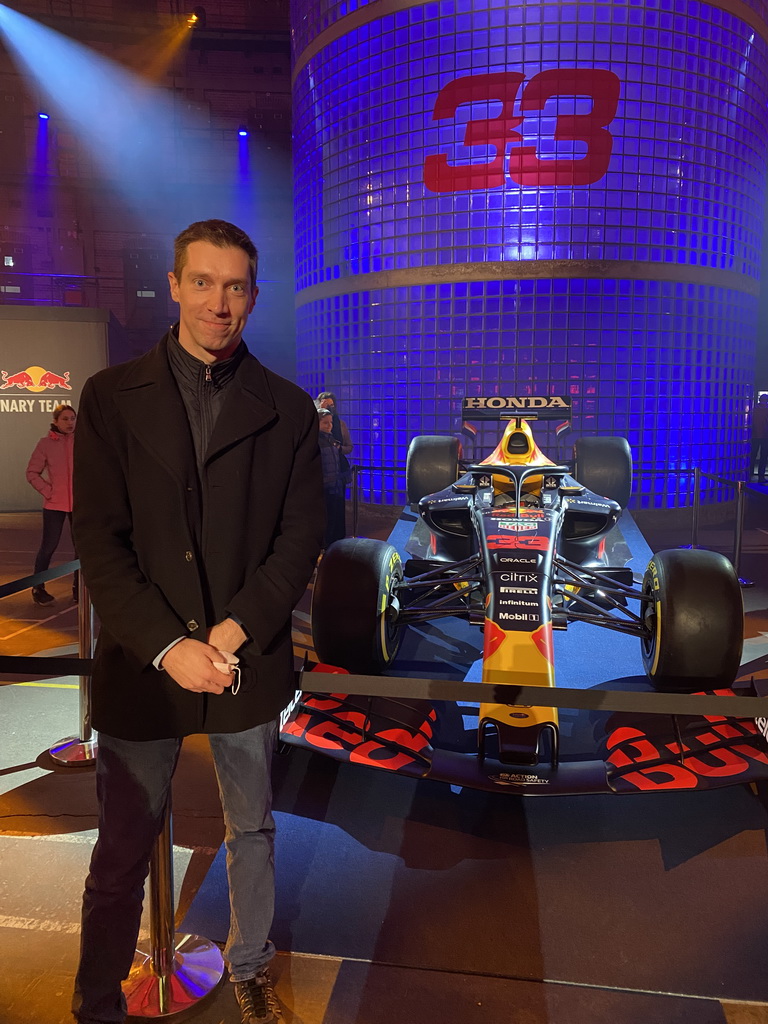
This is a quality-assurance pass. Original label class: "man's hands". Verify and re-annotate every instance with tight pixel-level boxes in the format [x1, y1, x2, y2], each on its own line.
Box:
[208, 618, 247, 654]
[160, 618, 246, 693]
[160, 638, 233, 693]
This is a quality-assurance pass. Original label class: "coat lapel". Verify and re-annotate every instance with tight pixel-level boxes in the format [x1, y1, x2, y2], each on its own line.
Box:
[205, 353, 277, 464]
[113, 338, 195, 487]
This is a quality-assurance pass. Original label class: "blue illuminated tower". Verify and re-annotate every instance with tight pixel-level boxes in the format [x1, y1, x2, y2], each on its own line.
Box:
[291, 0, 768, 507]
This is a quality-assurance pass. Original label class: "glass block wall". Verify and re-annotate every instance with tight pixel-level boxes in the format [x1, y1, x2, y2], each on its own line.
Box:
[291, 0, 768, 508]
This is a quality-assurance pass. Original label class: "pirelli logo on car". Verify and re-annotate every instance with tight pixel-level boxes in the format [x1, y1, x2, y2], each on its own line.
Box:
[462, 396, 572, 421]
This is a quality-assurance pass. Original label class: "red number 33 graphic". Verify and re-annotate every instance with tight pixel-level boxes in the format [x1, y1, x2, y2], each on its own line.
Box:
[423, 68, 621, 193]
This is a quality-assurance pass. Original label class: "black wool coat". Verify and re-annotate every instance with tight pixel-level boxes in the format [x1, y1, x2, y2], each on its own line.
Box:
[72, 333, 324, 741]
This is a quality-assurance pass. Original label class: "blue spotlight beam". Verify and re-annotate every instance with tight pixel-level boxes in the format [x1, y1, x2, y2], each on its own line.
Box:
[0, 4, 246, 228]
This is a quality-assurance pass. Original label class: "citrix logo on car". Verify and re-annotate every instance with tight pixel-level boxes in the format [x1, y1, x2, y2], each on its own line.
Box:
[499, 572, 538, 582]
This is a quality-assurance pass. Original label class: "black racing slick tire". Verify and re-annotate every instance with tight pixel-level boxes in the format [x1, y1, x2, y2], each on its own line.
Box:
[406, 435, 462, 503]
[311, 538, 403, 675]
[573, 436, 633, 509]
[641, 548, 743, 692]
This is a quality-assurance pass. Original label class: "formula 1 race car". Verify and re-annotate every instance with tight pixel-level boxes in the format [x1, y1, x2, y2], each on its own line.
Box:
[281, 397, 766, 795]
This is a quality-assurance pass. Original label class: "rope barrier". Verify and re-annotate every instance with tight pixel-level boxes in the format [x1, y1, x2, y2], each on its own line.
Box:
[302, 671, 768, 719]
[0, 655, 91, 675]
[2, 655, 765, 718]
[0, 559, 79, 599]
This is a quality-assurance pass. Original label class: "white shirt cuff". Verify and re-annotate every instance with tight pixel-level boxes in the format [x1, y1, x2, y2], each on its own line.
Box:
[154, 636, 185, 670]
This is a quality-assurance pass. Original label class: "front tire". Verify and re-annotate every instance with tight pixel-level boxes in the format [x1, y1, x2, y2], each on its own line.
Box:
[641, 548, 743, 692]
[573, 436, 633, 508]
[406, 435, 462, 503]
[311, 538, 403, 674]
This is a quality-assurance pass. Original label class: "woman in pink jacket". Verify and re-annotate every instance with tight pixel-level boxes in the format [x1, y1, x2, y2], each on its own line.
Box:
[26, 404, 77, 605]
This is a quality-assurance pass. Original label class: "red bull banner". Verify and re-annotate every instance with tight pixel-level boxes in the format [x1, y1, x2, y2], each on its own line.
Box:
[0, 306, 108, 510]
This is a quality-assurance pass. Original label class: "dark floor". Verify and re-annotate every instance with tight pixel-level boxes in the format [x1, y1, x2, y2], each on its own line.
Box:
[2, 494, 768, 1024]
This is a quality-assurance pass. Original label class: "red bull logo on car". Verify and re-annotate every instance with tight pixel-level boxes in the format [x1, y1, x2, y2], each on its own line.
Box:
[0, 366, 72, 392]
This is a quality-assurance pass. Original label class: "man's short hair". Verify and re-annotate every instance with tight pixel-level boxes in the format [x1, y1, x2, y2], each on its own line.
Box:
[174, 219, 258, 289]
[316, 391, 336, 403]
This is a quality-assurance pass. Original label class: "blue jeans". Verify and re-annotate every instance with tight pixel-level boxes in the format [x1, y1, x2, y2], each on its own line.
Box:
[72, 721, 278, 1024]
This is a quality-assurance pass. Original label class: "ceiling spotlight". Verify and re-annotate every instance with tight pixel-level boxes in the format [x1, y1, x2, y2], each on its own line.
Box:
[38, 112, 49, 120]
[187, 5, 206, 28]
[238, 125, 249, 137]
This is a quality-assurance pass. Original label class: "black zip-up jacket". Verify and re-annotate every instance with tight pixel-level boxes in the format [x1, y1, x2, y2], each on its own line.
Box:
[167, 326, 246, 470]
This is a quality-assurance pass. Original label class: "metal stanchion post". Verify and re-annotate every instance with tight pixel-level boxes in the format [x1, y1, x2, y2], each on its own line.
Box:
[50, 572, 98, 765]
[124, 798, 225, 1017]
[691, 465, 701, 550]
[351, 464, 359, 537]
[734, 480, 754, 587]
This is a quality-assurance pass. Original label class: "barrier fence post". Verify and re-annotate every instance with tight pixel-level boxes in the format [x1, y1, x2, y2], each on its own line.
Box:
[50, 573, 97, 766]
[691, 465, 701, 550]
[734, 480, 754, 587]
[351, 463, 360, 537]
[124, 797, 225, 1017]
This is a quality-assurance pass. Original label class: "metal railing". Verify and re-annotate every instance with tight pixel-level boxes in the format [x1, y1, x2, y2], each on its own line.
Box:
[348, 463, 401, 537]
[688, 466, 755, 586]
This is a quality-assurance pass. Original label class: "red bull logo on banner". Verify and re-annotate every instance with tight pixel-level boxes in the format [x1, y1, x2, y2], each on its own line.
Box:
[0, 366, 72, 391]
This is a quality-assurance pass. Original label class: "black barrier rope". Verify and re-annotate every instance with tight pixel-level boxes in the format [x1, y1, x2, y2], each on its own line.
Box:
[4, 651, 761, 720]
[0, 655, 91, 675]
[0, 559, 86, 678]
[0, 559, 80, 600]
[300, 671, 768, 719]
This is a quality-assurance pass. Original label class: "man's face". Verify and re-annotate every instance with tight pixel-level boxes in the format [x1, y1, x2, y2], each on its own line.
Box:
[319, 397, 335, 411]
[318, 415, 333, 434]
[168, 240, 258, 363]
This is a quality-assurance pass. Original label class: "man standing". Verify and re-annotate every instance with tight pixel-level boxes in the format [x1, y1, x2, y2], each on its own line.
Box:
[751, 392, 768, 483]
[71, 220, 323, 1024]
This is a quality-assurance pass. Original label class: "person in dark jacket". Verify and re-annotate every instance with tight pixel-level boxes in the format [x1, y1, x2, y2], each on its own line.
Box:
[26, 403, 77, 605]
[317, 407, 346, 548]
[315, 391, 353, 485]
[315, 391, 352, 456]
[751, 392, 768, 483]
[71, 220, 323, 1024]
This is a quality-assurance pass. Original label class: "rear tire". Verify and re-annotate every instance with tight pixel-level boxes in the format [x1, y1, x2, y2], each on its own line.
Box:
[311, 538, 403, 674]
[573, 436, 633, 508]
[641, 548, 743, 692]
[406, 435, 462, 503]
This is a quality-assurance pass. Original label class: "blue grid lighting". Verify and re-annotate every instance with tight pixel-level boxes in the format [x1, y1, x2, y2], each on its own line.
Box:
[292, 0, 768, 508]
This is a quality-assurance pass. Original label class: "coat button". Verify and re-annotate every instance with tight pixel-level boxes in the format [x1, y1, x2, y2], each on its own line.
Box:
[186, 619, 199, 631]
[185, 551, 193, 562]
